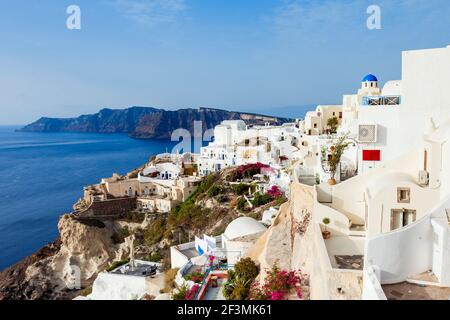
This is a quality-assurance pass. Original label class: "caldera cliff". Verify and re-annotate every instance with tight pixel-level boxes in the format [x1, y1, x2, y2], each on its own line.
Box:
[20, 107, 293, 140]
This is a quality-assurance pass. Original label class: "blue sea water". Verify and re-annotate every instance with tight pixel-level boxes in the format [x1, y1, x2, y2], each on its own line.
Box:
[0, 126, 177, 271]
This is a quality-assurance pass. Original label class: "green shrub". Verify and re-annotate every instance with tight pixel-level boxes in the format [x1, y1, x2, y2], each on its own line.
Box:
[183, 271, 205, 283]
[223, 258, 259, 300]
[172, 285, 188, 300]
[234, 258, 259, 283]
[144, 218, 166, 246]
[171, 174, 220, 219]
[145, 251, 164, 262]
[252, 193, 272, 207]
[244, 168, 259, 178]
[120, 210, 146, 223]
[226, 170, 241, 182]
[111, 225, 132, 244]
[233, 183, 251, 196]
[106, 258, 130, 272]
[228, 278, 251, 300]
[237, 198, 248, 211]
[222, 282, 234, 299]
[208, 185, 223, 198]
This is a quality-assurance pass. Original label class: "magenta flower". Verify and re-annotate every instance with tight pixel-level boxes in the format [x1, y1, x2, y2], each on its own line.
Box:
[269, 291, 285, 300]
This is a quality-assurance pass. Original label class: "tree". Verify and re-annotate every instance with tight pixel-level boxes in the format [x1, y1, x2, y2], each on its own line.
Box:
[328, 134, 350, 182]
[327, 117, 339, 134]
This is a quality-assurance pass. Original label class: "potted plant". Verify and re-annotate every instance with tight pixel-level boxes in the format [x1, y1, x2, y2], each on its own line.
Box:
[327, 134, 350, 185]
[322, 217, 331, 239]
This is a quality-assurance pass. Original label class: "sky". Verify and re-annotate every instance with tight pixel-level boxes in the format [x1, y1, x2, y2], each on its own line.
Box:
[0, 0, 449, 125]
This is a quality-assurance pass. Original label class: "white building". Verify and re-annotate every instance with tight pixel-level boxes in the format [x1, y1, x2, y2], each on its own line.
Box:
[221, 217, 267, 265]
[198, 120, 300, 176]
[302, 45, 450, 300]
[76, 260, 163, 300]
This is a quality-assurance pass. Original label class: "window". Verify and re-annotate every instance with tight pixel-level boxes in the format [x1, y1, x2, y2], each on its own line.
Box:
[314, 123, 318, 128]
[391, 209, 416, 231]
[397, 188, 411, 203]
[339, 112, 343, 119]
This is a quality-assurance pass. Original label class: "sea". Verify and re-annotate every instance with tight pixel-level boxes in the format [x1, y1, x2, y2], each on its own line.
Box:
[0, 126, 179, 271]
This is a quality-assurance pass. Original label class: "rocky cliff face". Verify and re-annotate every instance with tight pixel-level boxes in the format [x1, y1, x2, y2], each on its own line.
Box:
[244, 182, 313, 299]
[20, 107, 294, 140]
[0, 215, 133, 300]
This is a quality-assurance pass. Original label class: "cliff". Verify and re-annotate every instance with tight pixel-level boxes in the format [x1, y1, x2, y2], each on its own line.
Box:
[0, 215, 134, 300]
[20, 107, 294, 140]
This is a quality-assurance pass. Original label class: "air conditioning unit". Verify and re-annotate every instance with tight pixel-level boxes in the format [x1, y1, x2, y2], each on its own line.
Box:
[358, 125, 377, 143]
[418, 170, 430, 186]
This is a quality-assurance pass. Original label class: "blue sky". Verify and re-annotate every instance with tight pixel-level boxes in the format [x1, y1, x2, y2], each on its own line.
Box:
[0, 0, 449, 124]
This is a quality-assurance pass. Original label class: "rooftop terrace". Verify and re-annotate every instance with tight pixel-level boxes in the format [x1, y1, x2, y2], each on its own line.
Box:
[383, 271, 450, 300]
[110, 260, 160, 277]
[383, 282, 450, 300]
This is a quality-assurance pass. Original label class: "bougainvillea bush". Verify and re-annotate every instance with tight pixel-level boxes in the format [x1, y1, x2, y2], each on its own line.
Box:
[173, 284, 200, 300]
[249, 264, 305, 300]
[183, 271, 205, 284]
[267, 185, 282, 199]
[227, 163, 270, 181]
[185, 284, 200, 300]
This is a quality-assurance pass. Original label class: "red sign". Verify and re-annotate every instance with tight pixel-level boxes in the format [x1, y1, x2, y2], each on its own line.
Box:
[363, 150, 381, 161]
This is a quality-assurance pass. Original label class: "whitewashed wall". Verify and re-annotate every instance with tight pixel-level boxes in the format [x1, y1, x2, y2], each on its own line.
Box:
[365, 215, 433, 284]
[170, 245, 191, 269]
[362, 265, 387, 300]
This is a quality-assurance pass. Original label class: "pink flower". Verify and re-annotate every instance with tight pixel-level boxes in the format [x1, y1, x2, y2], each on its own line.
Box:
[269, 291, 285, 300]
[296, 287, 303, 299]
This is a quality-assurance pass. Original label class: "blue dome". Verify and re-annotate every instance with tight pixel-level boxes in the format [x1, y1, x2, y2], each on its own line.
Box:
[362, 74, 378, 82]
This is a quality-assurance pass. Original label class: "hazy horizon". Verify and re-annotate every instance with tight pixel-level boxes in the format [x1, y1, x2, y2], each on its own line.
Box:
[1, 0, 450, 125]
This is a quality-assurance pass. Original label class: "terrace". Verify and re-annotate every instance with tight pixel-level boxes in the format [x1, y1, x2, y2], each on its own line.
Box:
[383, 280, 450, 300]
[324, 236, 365, 271]
[191, 255, 233, 301]
[177, 238, 223, 260]
[380, 271, 450, 300]
[197, 271, 228, 301]
[110, 260, 160, 277]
